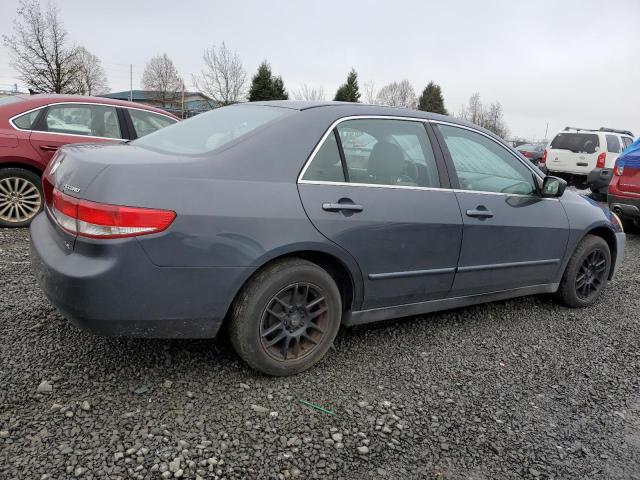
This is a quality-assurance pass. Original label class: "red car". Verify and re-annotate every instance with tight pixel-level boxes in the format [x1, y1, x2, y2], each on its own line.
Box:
[0, 94, 178, 227]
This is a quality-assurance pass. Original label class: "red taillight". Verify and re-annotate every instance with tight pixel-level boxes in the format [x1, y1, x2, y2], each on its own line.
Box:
[596, 152, 606, 169]
[49, 188, 176, 239]
[522, 151, 533, 158]
[541, 149, 547, 164]
[42, 177, 54, 205]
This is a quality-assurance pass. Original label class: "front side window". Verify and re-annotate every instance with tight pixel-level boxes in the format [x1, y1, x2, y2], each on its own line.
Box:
[12, 109, 41, 129]
[437, 124, 536, 195]
[132, 105, 288, 154]
[39, 104, 122, 139]
[606, 134, 621, 153]
[129, 109, 176, 138]
[337, 119, 440, 188]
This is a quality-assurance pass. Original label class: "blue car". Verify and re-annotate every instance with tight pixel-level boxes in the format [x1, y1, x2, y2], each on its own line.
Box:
[30, 102, 626, 375]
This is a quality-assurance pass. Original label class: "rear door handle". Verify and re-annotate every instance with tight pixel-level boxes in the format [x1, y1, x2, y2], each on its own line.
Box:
[39, 145, 59, 151]
[466, 208, 494, 218]
[322, 202, 363, 212]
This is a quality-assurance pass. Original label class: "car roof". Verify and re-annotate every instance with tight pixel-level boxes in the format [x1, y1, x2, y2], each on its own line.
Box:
[242, 100, 500, 139]
[4, 94, 178, 118]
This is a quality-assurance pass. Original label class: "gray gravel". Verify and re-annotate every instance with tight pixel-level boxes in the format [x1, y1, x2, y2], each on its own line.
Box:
[1, 227, 639, 479]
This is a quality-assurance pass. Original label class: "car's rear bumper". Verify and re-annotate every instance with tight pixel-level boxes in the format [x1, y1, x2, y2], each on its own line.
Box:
[587, 168, 613, 194]
[29, 213, 250, 338]
[608, 194, 640, 220]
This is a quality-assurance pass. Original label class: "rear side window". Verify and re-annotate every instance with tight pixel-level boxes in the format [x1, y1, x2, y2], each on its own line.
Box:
[132, 105, 287, 154]
[12, 109, 40, 129]
[437, 124, 536, 195]
[549, 133, 599, 154]
[622, 137, 634, 149]
[39, 104, 122, 139]
[128, 109, 176, 138]
[301, 132, 345, 182]
[337, 119, 440, 188]
[606, 134, 621, 153]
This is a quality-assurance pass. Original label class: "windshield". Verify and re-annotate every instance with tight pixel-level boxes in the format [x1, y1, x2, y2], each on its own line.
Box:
[550, 133, 599, 154]
[132, 104, 289, 154]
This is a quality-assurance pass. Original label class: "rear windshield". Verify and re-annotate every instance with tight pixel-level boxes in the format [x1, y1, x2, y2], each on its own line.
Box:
[132, 105, 288, 154]
[550, 133, 599, 154]
[0, 96, 25, 106]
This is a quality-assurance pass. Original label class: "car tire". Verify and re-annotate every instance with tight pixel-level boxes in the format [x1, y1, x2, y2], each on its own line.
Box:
[228, 258, 342, 376]
[556, 235, 611, 308]
[0, 168, 43, 228]
[622, 219, 639, 234]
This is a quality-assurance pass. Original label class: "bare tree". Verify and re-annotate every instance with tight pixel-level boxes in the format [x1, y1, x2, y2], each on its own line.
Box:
[362, 81, 377, 104]
[142, 53, 182, 107]
[292, 84, 325, 101]
[192, 42, 247, 105]
[3, 0, 79, 93]
[376, 79, 417, 109]
[458, 92, 509, 138]
[73, 46, 108, 95]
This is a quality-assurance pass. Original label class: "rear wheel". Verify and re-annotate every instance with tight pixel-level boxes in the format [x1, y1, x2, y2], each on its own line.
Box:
[0, 168, 43, 227]
[229, 259, 342, 376]
[556, 235, 611, 307]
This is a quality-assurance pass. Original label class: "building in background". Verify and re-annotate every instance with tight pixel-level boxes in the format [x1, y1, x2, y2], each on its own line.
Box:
[101, 90, 216, 118]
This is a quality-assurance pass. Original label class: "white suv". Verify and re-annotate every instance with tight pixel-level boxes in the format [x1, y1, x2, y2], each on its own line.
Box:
[543, 127, 635, 182]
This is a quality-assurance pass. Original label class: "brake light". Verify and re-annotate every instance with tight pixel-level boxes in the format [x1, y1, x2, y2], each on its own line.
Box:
[522, 151, 533, 158]
[596, 152, 606, 169]
[49, 188, 176, 239]
[541, 149, 547, 164]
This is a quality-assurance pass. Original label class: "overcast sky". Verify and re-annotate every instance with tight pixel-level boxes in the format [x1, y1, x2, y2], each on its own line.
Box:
[1, 0, 639, 139]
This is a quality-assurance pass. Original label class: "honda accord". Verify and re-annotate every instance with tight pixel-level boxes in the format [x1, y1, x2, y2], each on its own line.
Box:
[30, 101, 626, 375]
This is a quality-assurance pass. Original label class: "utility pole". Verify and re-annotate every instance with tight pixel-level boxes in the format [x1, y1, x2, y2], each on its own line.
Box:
[129, 64, 133, 102]
[544, 122, 549, 142]
[181, 80, 185, 119]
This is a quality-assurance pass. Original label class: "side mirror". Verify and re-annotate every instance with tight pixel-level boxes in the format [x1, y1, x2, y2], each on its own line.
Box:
[541, 176, 567, 198]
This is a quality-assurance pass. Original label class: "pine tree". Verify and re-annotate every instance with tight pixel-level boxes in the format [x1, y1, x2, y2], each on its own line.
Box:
[271, 76, 288, 100]
[334, 69, 361, 102]
[248, 61, 275, 101]
[248, 61, 289, 101]
[418, 81, 447, 115]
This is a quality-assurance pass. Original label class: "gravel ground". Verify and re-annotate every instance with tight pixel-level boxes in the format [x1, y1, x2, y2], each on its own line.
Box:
[1, 227, 639, 480]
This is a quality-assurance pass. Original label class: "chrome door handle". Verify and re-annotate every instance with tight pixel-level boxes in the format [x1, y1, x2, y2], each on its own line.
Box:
[466, 208, 494, 218]
[40, 145, 59, 151]
[322, 203, 364, 212]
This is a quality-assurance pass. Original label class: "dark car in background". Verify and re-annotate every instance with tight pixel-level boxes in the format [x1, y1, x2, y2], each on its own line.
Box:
[516, 143, 545, 165]
[30, 102, 625, 376]
[0, 94, 178, 227]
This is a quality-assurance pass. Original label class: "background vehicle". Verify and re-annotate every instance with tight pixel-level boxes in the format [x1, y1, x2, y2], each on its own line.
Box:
[608, 138, 640, 232]
[542, 127, 634, 190]
[516, 143, 545, 165]
[0, 94, 178, 227]
[30, 102, 625, 376]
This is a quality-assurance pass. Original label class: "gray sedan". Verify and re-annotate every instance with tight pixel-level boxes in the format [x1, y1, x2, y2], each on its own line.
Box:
[30, 101, 625, 375]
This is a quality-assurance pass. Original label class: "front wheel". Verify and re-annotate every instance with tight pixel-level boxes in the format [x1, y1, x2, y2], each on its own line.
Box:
[556, 235, 611, 308]
[0, 168, 43, 227]
[229, 259, 342, 376]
